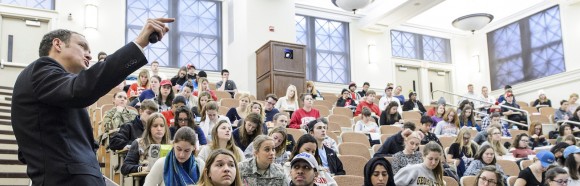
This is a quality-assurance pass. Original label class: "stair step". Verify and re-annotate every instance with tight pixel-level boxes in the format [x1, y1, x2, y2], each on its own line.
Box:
[0, 178, 29, 186]
[0, 154, 18, 160]
[0, 125, 13, 131]
[0, 134, 15, 140]
[0, 144, 18, 151]
[0, 164, 26, 173]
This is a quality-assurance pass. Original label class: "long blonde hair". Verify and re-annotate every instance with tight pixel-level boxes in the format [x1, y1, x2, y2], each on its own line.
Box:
[197, 149, 243, 186]
[236, 93, 250, 117]
[138, 113, 171, 159]
[423, 142, 444, 185]
[443, 108, 460, 128]
[137, 69, 150, 88]
[210, 120, 243, 161]
[486, 127, 507, 156]
[269, 127, 288, 157]
[306, 81, 317, 95]
[286, 85, 297, 102]
[454, 128, 475, 157]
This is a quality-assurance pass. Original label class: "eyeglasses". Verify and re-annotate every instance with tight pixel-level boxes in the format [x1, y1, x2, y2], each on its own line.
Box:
[478, 177, 497, 186]
[551, 179, 569, 185]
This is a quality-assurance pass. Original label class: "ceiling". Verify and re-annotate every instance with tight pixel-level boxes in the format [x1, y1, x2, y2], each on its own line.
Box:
[296, 0, 549, 34]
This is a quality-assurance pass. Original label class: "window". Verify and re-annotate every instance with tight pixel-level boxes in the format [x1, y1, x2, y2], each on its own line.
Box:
[295, 15, 350, 84]
[126, 0, 222, 71]
[487, 5, 564, 90]
[390, 30, 451, 63]
[0, 0, 53, 10]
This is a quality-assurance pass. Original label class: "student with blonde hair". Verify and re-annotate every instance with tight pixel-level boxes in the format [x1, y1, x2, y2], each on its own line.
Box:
[197, 149, 243, 186]
[275, 84, 299, 111]
[395, 141, 444, 186]
[197, 120, 244, 162]
[121, 113, 171, 175]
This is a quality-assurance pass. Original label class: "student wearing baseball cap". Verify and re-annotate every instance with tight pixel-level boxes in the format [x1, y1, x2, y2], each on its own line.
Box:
[289, 152, 319, 186]
[514, 150, 555, 186]
[563, 145, 580, 185]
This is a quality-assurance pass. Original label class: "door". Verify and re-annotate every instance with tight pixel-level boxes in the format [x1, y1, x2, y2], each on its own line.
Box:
[395, 66, 421, 99]
[1, 16, 49, 64]
[428, 70, 452, 104]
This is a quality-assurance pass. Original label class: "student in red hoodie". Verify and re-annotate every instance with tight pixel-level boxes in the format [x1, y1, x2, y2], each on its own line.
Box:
[289, 94, 320, 129]
[355, 90, 380, 117]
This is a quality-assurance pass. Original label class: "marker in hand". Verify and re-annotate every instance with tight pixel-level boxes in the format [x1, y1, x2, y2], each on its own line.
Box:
[149, 32, 160, 43]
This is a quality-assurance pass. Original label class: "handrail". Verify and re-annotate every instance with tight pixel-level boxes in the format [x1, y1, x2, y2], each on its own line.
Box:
[557, 120, 580, 127]
[433, 89, 531, 127]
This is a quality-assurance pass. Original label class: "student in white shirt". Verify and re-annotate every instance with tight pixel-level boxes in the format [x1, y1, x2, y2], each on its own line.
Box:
[355, 107, 381, 146]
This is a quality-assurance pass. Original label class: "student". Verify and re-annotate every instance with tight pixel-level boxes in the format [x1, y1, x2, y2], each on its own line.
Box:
[157, 79, 175, 111]
[447, 128, 478, 177]
[289, 94, 320, 129]
[551, 142, 571, 166]
[178, 81, 195, 109]
[394, 141, 444, 186]
[121, 113, 171, 175]
[563, 145, 580, 185]
[568, 93, 580, 114]
[459, 105, 479, 131]
[271, 113, 295, 151]
[514, 151, 556, 186]
[528, 121, 549, 149]
[169, 106, 207, 146]
[199, 101, 230, 141]
[109, 99, 159, 151]
[554, 100, 573, 122]
[232, 112, 263, 151]
[355, 107, 381, 146]
[161, 95, 187, 126]
[477, 86, 496, 113]
[355, 90, 381, 117]
[283, 134, 337, 186]
[474, 166, 505, 186]
[374, 122, 415, 157]
[238, 135, 288, 185]
[307, 119, 345, 175]
[264, 94, 280, 123]
[363, 157, 396, 186]
[225, 93, 250, 127]
[379, 101, 403, 126]
[545, 166, 570, 186]
[197, 149, 243, 186]
[402, 92, 426, 114]
[510, 133, 535, 158]
[502, 92, 526, 125]
[463, 145, 508, 181]
[306, 80, 323, 100]
[192, 77, 218, 101]
[137, 75, 161, 103]
[336, 88, 357, 110]
[127, 69, 150, 98]
[191, 91, 212, 119]
[430, 104, 446, 126]
[379, 86, 401, 113]
[358, 82, 370, 98]
[197, 120, 244, 163]
[100, 91, 138, 147]
[393, 85, 405, 105]
[347, 82, 361, 103]
[170, 66, 189, 86]
[243, 127, 289, 166]
[433, 108, 460, 136]
[144, 127, 205, 185]
[275, 84, 299, 111]
[481, 127, 508, 156]
[288, 152, 321, 186]
[418, 116, 442, 146]
[532, 90, 552, 108]
[474, 124, 501, 145]
[216, 69, 238, 97]
[556, 124, 573, 143]
[391, 132, 423, 174]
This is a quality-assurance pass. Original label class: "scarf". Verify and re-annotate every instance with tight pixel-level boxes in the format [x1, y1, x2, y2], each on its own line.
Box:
[163, 147, 199, 186]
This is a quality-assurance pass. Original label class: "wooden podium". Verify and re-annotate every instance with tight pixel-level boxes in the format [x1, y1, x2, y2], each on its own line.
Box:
[256, 40, 306, 101]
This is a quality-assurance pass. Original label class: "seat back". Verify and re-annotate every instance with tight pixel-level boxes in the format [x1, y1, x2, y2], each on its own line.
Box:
[219, 98, 239, 108]
[497, 159, 521, 176]
[443, 176, 459, 186]
[328, 114, 353, 129]
[337, 155, 368, 177]
[338, 142, 371, 159]
[218, 106, 230, 116]
[341, 132, 371, 148]
[214, 90, 232, 100]
[438, 136, 456, 148]
[333, 175, 364, 186]
[333, 107, 354, 118]
[313, 105, 330, 117]
[520, 159, 533, 170]
[380, 125, 402, 135]
[460, 176, 476, 186]
[402, 111, 422, 120]
[287, 128, 307, 141]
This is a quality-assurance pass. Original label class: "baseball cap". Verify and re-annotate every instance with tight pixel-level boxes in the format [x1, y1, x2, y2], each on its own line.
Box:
[563, 145, 580, 158]
[291, 152, 318, 170]
[160, 80, 172, 86]
[348, 82, 357, 88]
[536, 151, 555, 168]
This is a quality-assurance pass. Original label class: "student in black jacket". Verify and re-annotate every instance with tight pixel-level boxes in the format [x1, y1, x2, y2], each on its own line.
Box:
[374, 122, 416, 157]
[109, 99, 158, 151]
[307, 118, 345, 175]
[402, 92, 426, 114]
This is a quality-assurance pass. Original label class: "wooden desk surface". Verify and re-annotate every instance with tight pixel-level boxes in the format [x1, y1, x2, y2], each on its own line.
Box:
[128, 172, 148, 177]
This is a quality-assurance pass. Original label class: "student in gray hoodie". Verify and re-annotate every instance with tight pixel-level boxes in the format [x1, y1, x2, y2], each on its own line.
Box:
[394, 141, 444, 186]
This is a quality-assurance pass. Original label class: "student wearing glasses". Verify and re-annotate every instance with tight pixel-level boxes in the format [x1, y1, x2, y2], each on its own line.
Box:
[169, 106, 207, 146]
[545, 166, 570, 186]
[475, 165, 505, 186]
[447, 128, 478, 177]
[528, 121, 549, 148]
[510, 133, 535, 158]
[263, 94, 280, 123]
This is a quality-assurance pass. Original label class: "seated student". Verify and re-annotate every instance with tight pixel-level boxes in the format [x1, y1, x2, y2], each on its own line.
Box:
[238, 135, 288, 185]
[307, 119, 345, 175]
[554, 100, 573, 122]
[457, 100, 474, 115]
[275, 84, 299, 112]
[306, 80, 323, 100]
[480, 108, 511, 136]
[169, 106, 207, 146]
[556, 124, 573, 143]
[288, 152, 324, 186]
[199, 101, 230, 141]
[197, 149, 243, 186]
[216, 69, 238, 97]
[418, 116, 442, 146]
[161, 95, 187, 127]
[433, 108, 460, 136]
[564, 134, 577, 146]
[243, 127, 290, 166]
[394, 142, 444, 186]
[379, 101, 403, 125]
[447, 128, 478, 177]
[481, 126, 508, 157]
[225, 93, 250, 127]
[347, 82, 361, 104]
[186, 64, 197, 82]
[474, 124, 502, 145]
[546, 166, 571, 186]
[570, 107, 580, 123]
[463, 144, 508, 182]
[239, 101, 268, 133]
[283, 134, 337, 186]
[197, 120, 244, 162]
[355, 90, 381, 117]
[271, 113, 295, 151]
[502, 92, 527, 126]
[402, 91, 426, 114]
[157, 79, 175, 111]
[363, 157, 396, 186]
[393, 85, 405, 105]
[533, 90, 552, 108]
[109, 100, 158, 151]
[354, 107, 381, 146]
[191, 91, 211, 119]
[497, 85, 515, 104]
[137, 75, 161, 104]
[459, 105, 479, 131]
[510, 133, 535, 158]
[263, 94, 280, 123]
[170, 66, 189, 86]
[528, 121, 549, 149]
[514, 151, 555, 186]
[232, 112, 263, 151]
[336, 88, 357, 111]
[430, 103, 446, 125]
[563, 145, 580, 185]
[392, 132, 423, 175]
[100, 91, 138, 147]
[474, 166, 505, 186]
[192, 70, 206, 91]
[192, 77, 218, 101]
[374, 122, 416, 157]
[289, 94, 320, 129]
[358, 82, 370, 98]
[178, 81, 195, 109]
[551, 142, 570, 166]
[144, 127, 205, 185]
[379, 86, 401, 114]
[127, 69, 150, 99]
[121, 113, 171, 175]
